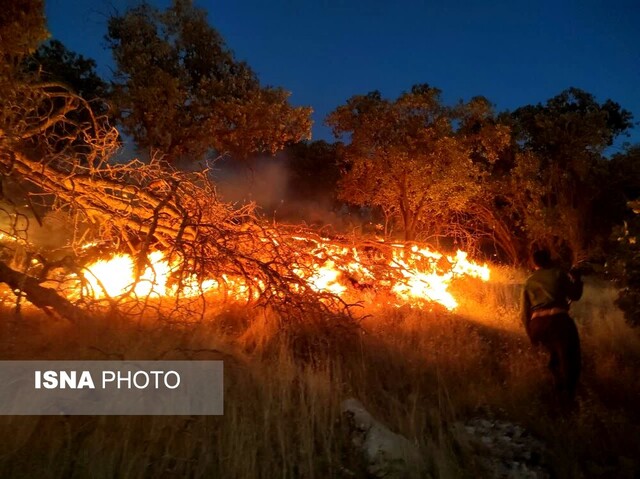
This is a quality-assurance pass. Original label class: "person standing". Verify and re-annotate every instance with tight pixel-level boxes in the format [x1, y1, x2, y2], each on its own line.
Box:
[521, 248, 584, 401]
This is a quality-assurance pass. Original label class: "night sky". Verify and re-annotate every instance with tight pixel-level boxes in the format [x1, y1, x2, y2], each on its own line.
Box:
[45, 0, 640, 149]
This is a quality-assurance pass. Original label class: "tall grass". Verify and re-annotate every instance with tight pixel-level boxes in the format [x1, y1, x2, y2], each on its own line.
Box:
[0, 268, 638, 478]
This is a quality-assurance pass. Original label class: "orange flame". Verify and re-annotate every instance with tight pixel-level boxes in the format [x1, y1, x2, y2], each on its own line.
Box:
[79, 236, 490, 310]
[82, 251, 215, 299]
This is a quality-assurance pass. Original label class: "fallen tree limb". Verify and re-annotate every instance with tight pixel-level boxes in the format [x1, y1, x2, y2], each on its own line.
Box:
[0, 261, 87, 322]
[0, 80, 357, 321]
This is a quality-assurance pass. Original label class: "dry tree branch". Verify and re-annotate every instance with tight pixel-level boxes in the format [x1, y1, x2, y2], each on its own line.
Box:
[0, 260, 87, 322]
[0, 80, 360, 323]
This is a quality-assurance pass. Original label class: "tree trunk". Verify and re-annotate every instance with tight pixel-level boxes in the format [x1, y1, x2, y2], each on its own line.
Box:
[404, 215, 416, 242]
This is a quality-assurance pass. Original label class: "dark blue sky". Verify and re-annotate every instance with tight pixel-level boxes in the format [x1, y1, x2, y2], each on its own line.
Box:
[45, 0, 640, 150]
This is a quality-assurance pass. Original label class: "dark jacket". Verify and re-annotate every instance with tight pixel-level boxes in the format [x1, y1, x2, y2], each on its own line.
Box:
[521, 267, 583, 336]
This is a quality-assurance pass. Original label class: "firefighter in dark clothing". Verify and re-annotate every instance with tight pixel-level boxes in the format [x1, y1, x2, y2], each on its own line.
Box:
[521, 249, 584, 400]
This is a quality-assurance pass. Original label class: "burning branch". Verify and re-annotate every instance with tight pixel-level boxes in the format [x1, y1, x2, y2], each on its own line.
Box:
[1, 87, 352, 320]
[0, 80, 490, 323]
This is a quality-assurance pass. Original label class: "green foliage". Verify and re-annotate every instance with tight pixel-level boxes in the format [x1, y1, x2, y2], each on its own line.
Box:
[0, 0, 48, 62]
[327, 85, 637, 264]
[506, 88, 634, 261]
[601, 146, 640, 226]
[613, 203, 640, 327]
[511, 88, 632, 159]
[18, 40, 115, 155]
[0, 0, 47, 107]
[611, 148, 640, 327]
[25, 40, 109, 112]
[0, 4, 117, 185]
[107, 0, 311, 163]
[327, 85, 510, 244]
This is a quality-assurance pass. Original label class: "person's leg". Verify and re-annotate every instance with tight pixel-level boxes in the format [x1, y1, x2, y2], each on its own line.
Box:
[530, 316, 561, 389]
[564, 317, 581, 399]
[553, 314, 581, 404]
[545, 326, 566, 392]
[548, 345, 562, 390]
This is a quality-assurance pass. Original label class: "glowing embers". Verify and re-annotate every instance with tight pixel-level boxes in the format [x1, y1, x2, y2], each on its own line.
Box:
[79, 238, 491, 310]
[295, 259, 347, 296]
[82, 251, 215, 299]
[388, 245, 490, 310]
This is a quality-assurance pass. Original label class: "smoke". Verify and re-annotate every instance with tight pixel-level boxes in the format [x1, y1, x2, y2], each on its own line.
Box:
[0, 202, 78, 251]
[210, 154, 337, 226]
[0, 179, 89, 254]
[210, 153, 376, 234]
[211, 155, 290, 215]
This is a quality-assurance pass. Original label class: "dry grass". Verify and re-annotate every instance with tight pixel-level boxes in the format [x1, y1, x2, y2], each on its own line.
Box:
[0, 268, 638, 478]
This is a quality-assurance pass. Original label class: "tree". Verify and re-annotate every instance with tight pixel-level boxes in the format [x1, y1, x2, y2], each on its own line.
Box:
[327, 85, 510, 245]
[17, 40, 115, 159]
[0, 0, 48, 112]
[613, 195, 640, 327]
[107, 0, 311, 163]
[0, 0, 48, 65]
[506, 87, 634, 261]
[25, 40, 110, 113]
[453, 96, 521, 261]
[0, 1, 110, 170]
[285, 140, 340, 207]
[0, 2, 335, 322]
[0, 1, 118, 319]
[602, 146, 640, 326]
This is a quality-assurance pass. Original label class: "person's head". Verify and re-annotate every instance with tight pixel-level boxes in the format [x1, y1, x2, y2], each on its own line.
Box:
[532, 248, 553, 269]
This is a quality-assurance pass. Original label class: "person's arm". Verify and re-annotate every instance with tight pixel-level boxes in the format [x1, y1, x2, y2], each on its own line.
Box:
[565, 269, 584, 301]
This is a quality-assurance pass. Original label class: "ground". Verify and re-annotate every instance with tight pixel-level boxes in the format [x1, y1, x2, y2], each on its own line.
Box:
[0, 267, 638, 478]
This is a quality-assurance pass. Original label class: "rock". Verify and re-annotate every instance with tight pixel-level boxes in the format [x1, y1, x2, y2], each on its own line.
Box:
[453, 417, 550, 479]
[341, 398, 424, 479]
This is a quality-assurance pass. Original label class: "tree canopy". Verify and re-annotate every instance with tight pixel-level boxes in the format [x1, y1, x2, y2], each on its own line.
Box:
[327, 85, 510, 244]
[1, 1, 116, 180]
[107, 0, 312, 163]
[505, 87, 634, 261]
[0, 0, 48, 63]
[26, 40, 109, 112]
[1, 0, 639, 273]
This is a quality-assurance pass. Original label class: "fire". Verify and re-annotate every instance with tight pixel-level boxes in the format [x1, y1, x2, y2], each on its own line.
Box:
[78, 236, 489, 311]
[82, 251, 214, 299]
[388, 245, 490, 310]
[298, 260, 347, 296]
